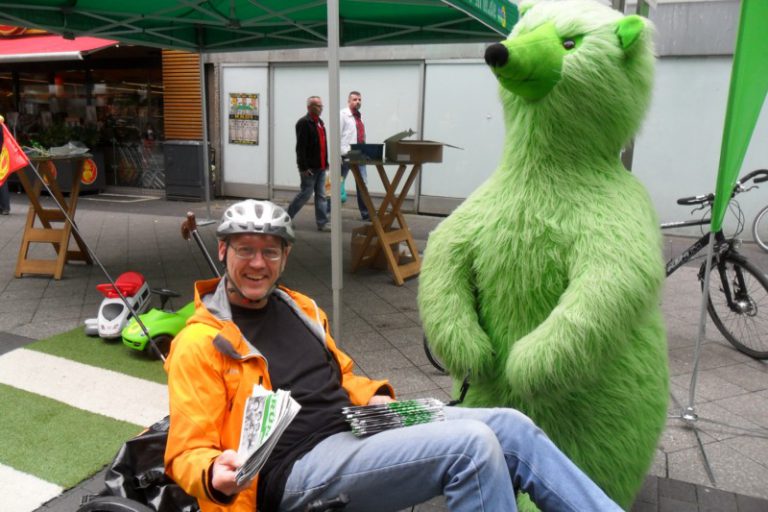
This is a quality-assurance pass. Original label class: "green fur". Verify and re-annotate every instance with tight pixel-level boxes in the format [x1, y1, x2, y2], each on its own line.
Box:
[418, 1, 668, 510]
[616, 15, 646, 50]
[492, 22, 566, 100]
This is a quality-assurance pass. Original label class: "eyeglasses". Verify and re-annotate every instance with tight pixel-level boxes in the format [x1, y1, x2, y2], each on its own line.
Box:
[229, 245, 283, 261]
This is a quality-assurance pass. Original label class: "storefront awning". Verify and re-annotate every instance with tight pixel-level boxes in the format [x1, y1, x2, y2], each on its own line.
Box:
[0, 35, 117, 63]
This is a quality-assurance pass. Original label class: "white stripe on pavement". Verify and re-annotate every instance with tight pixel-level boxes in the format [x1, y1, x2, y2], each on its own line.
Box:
[0, 348, 167, 426]
[0, 463, 63, 512]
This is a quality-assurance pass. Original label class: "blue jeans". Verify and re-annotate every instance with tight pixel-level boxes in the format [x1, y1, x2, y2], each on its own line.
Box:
[327, 162, 369, 220]
[287, 169, 328, 227]
[280, 407, 621, 512]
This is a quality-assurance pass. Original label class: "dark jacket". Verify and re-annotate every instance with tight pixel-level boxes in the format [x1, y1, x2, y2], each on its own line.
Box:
[295, 113, 328, 172]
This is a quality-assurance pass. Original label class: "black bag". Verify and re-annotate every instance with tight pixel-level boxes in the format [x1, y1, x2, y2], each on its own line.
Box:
[101, 416, 199, 512]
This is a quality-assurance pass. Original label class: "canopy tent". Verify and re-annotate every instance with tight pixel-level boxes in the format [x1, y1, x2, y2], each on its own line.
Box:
[0, 34, 117, 63]
[0, 0, 517, 338]
[0, 1, 516, 51]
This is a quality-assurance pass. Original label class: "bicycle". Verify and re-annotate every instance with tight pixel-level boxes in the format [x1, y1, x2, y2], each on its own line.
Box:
[664, 169, 768, 359]
[753, 201, 768, 252]
[424, 169, 768, 373]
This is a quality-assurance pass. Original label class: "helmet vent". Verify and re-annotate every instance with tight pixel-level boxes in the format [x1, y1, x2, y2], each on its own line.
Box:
[216, 199, 295, 244]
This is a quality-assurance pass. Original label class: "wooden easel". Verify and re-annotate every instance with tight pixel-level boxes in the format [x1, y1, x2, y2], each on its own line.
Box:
[14, 156, 93, 279]
[349, 162, 422, 286]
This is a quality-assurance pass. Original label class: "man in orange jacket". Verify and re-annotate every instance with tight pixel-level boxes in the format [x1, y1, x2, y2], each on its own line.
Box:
[164, 200, 622, 512]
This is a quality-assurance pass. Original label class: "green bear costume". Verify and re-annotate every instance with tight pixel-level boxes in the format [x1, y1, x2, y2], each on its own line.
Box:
[418, 1, 668, 509]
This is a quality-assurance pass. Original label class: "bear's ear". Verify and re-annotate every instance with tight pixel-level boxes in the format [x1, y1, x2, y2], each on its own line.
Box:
[616, 15, 646, 52]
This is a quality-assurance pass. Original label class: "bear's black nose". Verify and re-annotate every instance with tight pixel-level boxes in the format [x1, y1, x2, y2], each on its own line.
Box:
[484, 43, 508, 68]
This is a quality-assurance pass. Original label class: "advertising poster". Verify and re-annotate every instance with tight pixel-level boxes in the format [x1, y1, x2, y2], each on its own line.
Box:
[229, 93, 259, 145]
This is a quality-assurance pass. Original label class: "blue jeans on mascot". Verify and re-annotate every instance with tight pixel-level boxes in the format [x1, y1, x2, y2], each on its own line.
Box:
[287, 169, 329, 228]
[280, 407, 621, 512]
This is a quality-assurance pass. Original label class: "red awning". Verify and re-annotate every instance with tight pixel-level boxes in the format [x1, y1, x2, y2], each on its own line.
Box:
[0, 35, 117, 63]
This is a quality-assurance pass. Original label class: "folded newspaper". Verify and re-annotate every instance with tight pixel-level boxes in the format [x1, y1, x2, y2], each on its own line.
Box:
[342, 398, 446, 437]
[235, 385, 301, 485]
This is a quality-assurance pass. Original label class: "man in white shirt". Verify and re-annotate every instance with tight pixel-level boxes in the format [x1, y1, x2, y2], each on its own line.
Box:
[332, 91, 370, 221]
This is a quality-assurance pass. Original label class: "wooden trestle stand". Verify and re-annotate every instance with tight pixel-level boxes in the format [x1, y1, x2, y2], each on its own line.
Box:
[348, 162, 423, 286]
[14, 155, 93, 280]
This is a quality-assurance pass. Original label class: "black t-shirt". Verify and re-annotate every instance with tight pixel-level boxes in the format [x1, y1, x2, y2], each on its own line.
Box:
[230, 297, 352, 511]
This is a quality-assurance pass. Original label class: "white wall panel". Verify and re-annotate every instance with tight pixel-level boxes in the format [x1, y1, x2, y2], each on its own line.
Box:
[632, 56, 768, 239]
[272, 62, 421, 196]
[421, 61, 505, 201]
[220, 65, 269, 196]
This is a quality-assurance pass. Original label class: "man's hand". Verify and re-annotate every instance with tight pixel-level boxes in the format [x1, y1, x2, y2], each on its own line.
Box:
[211, 450, 250, 496]
[367, 395, 394, 406]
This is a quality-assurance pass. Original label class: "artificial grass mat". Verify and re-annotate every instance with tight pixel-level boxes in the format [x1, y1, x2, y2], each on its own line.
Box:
[27, 327, 167, 385]
[0, 383, 142, 488]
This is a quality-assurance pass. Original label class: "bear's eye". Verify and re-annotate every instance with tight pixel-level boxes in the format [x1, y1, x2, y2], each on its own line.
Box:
[563, 39, 576, 50]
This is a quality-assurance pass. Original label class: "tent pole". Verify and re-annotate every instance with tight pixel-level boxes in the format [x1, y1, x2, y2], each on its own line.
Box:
[198, 54, 215, 226]
[686, 241, 714, 415]
[328, 0, 343, 340]
[673, 240, 717, 484]
[665, 238, 718, 484]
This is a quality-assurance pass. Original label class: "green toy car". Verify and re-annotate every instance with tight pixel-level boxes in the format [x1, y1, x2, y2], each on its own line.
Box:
[122, 289, 195, 359]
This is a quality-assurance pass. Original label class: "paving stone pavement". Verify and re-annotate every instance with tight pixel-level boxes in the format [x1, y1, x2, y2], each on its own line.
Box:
[0, 191, 767, 512]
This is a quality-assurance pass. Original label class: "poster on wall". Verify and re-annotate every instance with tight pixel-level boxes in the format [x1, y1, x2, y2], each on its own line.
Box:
[228, 93, 259, 145]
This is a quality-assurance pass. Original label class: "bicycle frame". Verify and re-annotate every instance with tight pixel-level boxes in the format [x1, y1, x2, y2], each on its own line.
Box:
[661, 218, 713, 277]
[662, 221, 753, 318]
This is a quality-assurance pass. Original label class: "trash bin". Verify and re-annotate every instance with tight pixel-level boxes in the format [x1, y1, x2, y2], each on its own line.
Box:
[163, 140, 208, 201]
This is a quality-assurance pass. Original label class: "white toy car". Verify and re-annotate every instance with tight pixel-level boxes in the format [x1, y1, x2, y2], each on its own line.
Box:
[84, 272, 152, 339]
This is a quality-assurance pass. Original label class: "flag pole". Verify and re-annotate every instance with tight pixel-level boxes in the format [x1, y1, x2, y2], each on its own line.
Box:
[1, 116, 166, 360]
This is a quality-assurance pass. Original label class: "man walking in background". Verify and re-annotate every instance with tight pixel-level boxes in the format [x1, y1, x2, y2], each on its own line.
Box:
[333, 91, 370, 221]
[288, 96, 330, 231]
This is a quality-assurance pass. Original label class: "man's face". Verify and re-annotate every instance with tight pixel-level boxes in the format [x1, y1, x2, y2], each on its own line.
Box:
[348, 94, 361, 111]
[308, 98, 324, 117]
[218, 234, 290, 308]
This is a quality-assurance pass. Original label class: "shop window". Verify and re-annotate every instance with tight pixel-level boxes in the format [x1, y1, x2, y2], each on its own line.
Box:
[1, 66, 164, 189]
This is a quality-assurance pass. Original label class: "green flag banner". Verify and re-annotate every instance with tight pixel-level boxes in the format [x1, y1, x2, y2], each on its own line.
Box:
[711, 0, 768, 232]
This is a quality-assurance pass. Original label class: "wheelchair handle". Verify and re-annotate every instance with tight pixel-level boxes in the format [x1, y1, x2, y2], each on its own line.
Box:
[305, 493, 350, 511]
[181, 212, 197, 240]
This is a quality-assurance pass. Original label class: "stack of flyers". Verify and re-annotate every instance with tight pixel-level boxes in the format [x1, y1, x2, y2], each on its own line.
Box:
[235, 385, 301, 485]
[342, 398, 445, 437]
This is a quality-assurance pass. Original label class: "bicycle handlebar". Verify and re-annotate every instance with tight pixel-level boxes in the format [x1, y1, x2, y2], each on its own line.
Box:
[677, 193, 713, 206]
[675, 169, 768, 206]
[736, 168, 768, 185]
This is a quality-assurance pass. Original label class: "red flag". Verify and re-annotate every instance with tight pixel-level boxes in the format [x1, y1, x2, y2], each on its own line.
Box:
[0, 121, 30, 186]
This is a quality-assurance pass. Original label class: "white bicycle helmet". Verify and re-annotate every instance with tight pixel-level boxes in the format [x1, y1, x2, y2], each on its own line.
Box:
[216, 200, 295, 244]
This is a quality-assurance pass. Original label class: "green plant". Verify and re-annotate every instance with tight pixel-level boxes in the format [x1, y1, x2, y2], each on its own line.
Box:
[31, 123, 103, 149]
[70, 124, 102, 147]
[34, 123, 70, 148]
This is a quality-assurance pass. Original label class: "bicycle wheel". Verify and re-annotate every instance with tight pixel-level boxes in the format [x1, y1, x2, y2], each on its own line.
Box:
[76, 496, 154, 512]
[752, 205, 768, 252]
[703, 255, 768, 359]
[423, 335, 447, 374]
